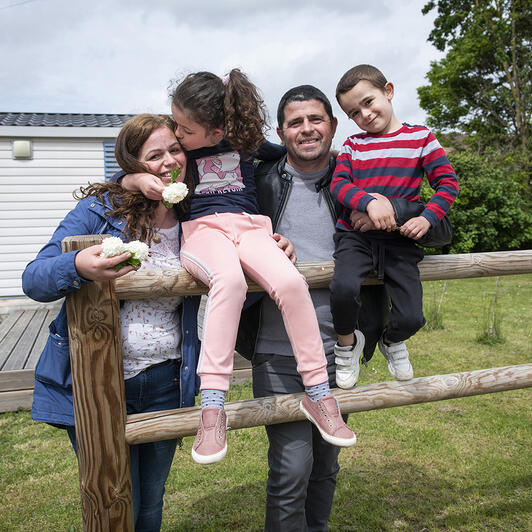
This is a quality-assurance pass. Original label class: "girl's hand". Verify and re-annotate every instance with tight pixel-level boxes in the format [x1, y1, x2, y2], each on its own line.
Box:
[366, 196, 396, 231]
[400, 216, 431, 240]
[122, 173, 166, 200]
[74, 245, 134, 281]
[273, 233, 297, 264]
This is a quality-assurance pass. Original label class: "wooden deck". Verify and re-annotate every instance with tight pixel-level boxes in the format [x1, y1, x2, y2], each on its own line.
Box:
[0, 301, 61, 412]
[0, 299, 251, 413]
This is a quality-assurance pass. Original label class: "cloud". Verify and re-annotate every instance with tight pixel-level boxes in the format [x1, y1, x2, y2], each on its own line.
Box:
[1, 0, 442, 145]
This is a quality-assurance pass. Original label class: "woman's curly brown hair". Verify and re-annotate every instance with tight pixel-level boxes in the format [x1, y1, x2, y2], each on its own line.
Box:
[74, 114, 194, 243]
[74, 181, 161, 244]
[171, 69, 268, 154]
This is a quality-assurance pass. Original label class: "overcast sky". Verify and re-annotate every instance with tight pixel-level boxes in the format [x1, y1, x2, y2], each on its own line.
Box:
[1, 0, 442, 145]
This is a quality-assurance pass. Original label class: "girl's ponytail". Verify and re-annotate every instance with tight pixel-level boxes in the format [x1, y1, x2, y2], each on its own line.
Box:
[223, 69, 267, 154]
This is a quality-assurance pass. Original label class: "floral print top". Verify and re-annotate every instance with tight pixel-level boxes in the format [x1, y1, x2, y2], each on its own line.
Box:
[120, 225, 183, 379]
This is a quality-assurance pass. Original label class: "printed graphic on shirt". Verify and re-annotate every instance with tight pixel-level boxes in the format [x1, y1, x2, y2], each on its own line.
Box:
[195, 151, 244, 194]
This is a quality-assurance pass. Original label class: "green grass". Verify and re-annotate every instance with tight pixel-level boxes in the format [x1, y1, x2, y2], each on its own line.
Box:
[1, 275, 531, 531]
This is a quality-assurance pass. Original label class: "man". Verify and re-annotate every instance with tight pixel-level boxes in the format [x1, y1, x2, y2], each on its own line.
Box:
[236, 85, 387, 531]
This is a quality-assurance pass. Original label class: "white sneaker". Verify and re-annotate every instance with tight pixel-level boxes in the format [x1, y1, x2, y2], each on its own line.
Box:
[378, 338, 413, 381]
[334, 330, 365, 389]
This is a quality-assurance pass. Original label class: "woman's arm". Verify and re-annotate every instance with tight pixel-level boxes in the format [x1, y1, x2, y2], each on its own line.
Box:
[22, 200, 132, 302]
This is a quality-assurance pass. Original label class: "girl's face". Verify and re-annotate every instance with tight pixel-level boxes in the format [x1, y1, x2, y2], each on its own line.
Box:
[171, 104, 224, 151]
[137, 126, 186, 182]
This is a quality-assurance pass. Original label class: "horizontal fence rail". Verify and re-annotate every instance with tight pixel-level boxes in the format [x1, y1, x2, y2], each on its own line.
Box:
[125, 364, 532, 444]
[113, 249, 532, 299]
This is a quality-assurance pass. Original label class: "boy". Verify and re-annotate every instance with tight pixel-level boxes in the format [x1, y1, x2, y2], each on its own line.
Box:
[329, 64, 459, 388]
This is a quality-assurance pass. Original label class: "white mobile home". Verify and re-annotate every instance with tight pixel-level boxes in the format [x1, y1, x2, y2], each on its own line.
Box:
[0, 112, 133, 298]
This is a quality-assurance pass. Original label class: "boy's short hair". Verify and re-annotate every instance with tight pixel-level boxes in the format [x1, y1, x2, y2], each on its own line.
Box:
[277, 85, 334, 127]
[336, 65, 388, 101]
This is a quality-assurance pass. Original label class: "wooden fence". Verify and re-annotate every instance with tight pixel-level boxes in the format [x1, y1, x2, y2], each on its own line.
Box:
[62, 236, 532, 531]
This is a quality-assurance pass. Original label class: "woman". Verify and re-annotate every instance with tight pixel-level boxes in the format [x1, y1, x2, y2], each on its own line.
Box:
[22, 114, 200, 532]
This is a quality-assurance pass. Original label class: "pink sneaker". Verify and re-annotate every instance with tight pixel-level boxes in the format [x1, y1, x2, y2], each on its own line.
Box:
[300, 394, 356, 447]
[191, 407, 227, 464]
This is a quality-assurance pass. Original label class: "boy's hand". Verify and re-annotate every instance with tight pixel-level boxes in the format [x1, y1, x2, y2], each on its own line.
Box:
[74, 245, 134, 281]
[366, 196, 396, 231]
[122, 173, 167, 201]
[351, 193, 393, 231]
[400, 216, 431, 240]
[273, 233, 297, 264]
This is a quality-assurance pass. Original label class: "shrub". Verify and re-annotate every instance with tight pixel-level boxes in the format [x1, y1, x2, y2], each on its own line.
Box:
[422, 151, 532, 254]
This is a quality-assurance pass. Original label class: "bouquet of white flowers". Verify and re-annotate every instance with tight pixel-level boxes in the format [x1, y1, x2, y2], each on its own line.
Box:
[101, 236, 149, 271]
[162, 167, 189, 208]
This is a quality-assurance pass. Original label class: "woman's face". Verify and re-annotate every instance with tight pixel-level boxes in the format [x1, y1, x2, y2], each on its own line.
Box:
[137, 126, 186, 182]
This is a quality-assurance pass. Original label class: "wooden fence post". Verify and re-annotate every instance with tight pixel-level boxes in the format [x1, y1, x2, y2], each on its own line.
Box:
[62, 235, 134, 532]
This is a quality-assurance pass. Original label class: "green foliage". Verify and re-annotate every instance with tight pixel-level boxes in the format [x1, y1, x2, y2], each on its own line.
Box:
[419, 0, 532, 165]
[476, 277, 505, 345]
[421, 151, 532, 253]
[423, 280, 447, 330]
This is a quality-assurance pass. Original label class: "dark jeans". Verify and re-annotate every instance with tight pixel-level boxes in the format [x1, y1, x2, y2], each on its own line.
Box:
[67, 358, 181, 532]
[252, 352, 343, 532]
[330, 231, 426, 343]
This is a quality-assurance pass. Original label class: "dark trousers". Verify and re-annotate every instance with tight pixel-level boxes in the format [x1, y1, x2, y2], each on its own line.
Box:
[252, 352, 343, 532]
[330, 231, 425, 344]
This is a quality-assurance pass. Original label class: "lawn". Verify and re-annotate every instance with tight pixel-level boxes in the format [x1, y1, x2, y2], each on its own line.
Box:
[1, 275, 531, 531]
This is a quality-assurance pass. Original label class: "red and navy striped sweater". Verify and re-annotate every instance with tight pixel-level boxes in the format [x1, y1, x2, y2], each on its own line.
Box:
[330, 124, 459, 231]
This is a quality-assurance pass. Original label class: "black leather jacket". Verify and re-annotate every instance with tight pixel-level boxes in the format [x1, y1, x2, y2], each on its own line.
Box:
[254, 154, 339, 231]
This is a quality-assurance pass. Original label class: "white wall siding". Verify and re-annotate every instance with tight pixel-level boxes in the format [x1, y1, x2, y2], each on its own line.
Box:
[0, 138, 106, 297]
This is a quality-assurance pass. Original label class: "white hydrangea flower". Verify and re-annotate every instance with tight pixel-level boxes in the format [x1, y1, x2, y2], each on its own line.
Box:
[124, 240, 149, 261]
[100, 236, 149, 271]
[101, 236, 125, 257]
[162, 182, 188, 205]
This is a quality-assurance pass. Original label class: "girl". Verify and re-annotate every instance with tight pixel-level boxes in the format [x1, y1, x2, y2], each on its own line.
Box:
[22, 114, 200, 531]
[125, 70, 356, 464]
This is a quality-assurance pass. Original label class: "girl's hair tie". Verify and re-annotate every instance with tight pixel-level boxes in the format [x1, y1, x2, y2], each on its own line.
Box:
[221, 74, 230, 86]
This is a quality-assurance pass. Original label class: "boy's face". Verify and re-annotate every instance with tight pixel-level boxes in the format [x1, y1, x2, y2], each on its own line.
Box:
[338, 80, 400, 135]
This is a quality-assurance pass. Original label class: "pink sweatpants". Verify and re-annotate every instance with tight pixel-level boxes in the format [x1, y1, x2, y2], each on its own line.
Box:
[180, 212, 328, 391]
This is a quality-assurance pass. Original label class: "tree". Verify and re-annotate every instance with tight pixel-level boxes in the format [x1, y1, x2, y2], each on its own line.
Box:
[418, 0, 531, 160]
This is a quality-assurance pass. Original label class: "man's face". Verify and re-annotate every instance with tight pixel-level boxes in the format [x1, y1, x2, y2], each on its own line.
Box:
[277, 99, 337, 171]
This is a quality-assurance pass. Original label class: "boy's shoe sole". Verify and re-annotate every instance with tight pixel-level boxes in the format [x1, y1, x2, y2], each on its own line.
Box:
[335, 329, 365, 389]
[378, 338, 414, 381]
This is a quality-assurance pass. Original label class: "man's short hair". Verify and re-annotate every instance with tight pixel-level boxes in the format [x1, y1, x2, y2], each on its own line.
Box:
[277, 85, 334, 127]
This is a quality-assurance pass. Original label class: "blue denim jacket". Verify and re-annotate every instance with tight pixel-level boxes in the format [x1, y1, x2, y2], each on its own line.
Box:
[22, 195, 201, 427]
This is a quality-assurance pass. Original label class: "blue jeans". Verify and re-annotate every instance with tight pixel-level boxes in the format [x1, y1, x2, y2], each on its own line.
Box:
[67, 358, 181, 532]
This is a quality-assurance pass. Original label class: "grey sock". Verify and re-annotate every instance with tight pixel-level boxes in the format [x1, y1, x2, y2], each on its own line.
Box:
[305, 380, 331, 402]
[201, 389, 226, 410]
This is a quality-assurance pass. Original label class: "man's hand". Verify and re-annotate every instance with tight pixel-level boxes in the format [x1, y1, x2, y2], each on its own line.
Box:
[273, 233, 297, 264]
[122, 173, 167, 201]
[74, 245, 135, 281]
[399, 216, 431, 240]
[350, 211, 376, 232]
[365, 195, 396, 231]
